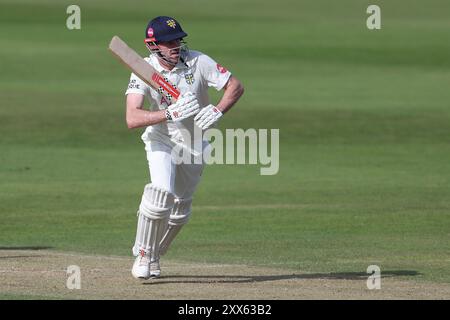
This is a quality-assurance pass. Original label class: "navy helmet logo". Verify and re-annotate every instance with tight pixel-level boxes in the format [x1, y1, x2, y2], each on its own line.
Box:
[166, 19, 177, 29]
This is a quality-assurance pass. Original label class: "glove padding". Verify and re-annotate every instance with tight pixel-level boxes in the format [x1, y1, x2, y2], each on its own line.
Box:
[167, 92, 200, 121]
[194, 104, 223, 130]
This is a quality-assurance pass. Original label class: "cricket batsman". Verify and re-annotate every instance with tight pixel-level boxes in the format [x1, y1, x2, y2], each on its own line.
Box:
[125, 16, 244, 279]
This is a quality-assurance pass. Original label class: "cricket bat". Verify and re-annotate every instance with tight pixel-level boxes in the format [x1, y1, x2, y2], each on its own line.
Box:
[108, 35, 180, 102]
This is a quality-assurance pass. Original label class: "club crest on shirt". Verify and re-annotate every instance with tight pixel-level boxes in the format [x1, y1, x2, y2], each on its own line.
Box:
[184, 73, 195, 85]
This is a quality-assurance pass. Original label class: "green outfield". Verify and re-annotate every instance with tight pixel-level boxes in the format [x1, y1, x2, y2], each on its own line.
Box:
[1, 0, 449, 292]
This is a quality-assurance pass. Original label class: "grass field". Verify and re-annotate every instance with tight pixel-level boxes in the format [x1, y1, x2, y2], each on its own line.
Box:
[1, 0, 450, 298]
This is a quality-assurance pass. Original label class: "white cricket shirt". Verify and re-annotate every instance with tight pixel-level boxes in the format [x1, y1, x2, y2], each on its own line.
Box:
[125, 50, 231, 151]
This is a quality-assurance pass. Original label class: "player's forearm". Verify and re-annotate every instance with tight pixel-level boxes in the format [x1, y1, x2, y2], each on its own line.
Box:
[216, 77, 244, 114]
[126, 108, 166, 129]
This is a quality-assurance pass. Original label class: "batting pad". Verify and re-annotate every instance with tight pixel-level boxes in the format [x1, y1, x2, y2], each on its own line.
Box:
[133, 184, 174, 258]
[159, 197, 192, 256]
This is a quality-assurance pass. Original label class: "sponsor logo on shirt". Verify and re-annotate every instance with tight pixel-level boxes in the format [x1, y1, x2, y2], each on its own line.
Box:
[216, 63, 228, 74]
[160, 95, 170, 106]
[128, 79, 140, 89]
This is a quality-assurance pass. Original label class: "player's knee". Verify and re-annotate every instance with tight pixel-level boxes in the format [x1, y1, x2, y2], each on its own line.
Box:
[139, 183, 175, 219]
[169, 197, 192, 225]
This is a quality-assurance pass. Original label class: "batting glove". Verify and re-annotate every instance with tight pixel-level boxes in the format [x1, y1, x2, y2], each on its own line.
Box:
[166, 92, 200, 121]
[194, 104, 223, 130]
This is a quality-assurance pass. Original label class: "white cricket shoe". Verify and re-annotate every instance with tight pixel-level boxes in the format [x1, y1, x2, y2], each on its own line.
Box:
[149, 258, 161, 278]
[131, 251, 151, 280]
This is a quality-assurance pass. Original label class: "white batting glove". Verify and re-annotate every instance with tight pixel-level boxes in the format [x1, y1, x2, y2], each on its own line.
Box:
[194, 104, 223, 130]
[166, 92, 200, 121]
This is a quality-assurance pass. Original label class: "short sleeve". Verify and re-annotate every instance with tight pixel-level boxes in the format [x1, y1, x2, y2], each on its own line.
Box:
[125, 72, 149, 96]
[198, 54, 232, 91]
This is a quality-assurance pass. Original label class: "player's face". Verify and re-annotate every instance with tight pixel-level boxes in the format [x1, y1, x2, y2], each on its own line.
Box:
[157, 39, 181, 65]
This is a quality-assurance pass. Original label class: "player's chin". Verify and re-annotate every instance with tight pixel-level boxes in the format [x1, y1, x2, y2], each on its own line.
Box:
[168, 56, 180, 64]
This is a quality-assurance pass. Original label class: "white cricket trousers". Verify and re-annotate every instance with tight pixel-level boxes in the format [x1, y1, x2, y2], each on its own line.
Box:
[144, 140, 206, 198]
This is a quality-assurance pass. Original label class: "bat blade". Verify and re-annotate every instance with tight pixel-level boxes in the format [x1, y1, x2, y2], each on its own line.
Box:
[108, 36, 180, 101]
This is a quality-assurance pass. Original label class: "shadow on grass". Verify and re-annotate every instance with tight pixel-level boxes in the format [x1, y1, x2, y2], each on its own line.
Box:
[0, 247, 52, 259]
[144, 270, 421, 285]
[0, 246, 53, 251]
